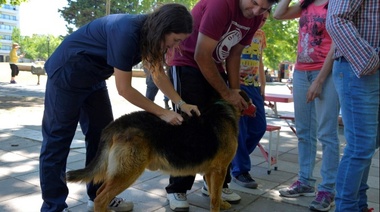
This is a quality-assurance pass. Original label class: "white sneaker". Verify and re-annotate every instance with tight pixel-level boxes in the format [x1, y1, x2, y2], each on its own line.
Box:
[62, 209, 71, 212]
[166, 193, 189, 212]
[201, 181, 241, 204]
[87, 197, 133, 212]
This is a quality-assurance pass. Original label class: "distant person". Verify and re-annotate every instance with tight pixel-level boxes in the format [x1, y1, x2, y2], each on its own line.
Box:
[39, 4, 199, 212]
[265, 69, 272, 82]
[326, 0, 379, 211]
[9, 43, 25, 84]
[274, 0, 340, 211]
[143, 67, 172, 109]
[231, 10, 270, 189]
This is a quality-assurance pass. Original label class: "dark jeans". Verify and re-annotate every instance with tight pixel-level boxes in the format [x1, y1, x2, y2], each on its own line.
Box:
[40, 66, 113, 212]
[165, 65, 231, 193]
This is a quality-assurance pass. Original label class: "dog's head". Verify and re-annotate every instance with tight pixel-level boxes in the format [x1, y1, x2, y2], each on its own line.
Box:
[239, 91, 256, 117]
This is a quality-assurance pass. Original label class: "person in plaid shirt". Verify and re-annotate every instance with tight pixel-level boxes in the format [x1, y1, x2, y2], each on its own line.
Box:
[326, 0, 379, 211]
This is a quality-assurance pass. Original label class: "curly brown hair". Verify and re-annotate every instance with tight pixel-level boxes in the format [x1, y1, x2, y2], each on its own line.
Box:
[140, 3, 193, 72]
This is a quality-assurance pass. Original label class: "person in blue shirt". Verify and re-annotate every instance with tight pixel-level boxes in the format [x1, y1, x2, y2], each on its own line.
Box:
[39, 4, 199, 212]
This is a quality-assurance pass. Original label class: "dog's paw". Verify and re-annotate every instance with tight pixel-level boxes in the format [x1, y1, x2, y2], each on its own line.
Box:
[220, 200, 231, 210]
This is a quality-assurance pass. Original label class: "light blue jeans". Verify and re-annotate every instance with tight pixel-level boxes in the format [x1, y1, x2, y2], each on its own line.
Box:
[332, 58, 379, 212]
[293, 69, 340, 194]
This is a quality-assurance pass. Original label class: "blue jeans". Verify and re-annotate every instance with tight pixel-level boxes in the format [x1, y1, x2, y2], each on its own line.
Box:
[293, 70, 340, 194]
[231, 85, 266, 177]
[144, 68, 169, 102]
[332, 58, 379, 212]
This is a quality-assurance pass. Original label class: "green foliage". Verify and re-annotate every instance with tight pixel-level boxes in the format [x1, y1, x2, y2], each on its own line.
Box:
[12, 27, 63, 61]
[262, 14, 298, 70]
[59, 0, 198, 31]
[0, 0, 28, 5]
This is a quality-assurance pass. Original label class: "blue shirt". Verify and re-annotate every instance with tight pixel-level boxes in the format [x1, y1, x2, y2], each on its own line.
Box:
[45, 14, 146, 80]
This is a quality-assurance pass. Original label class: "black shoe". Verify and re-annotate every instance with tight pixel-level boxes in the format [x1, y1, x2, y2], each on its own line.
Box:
[232, 173, 258, 189]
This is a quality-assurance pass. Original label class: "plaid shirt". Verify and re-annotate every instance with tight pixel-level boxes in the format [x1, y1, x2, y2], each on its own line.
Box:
[326, 0, 380, 78]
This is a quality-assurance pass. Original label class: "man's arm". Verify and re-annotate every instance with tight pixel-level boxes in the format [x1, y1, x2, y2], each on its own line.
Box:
[225, 44, 245, 90]
[194, 32, 247, 110]
[326, 0, 379, 77]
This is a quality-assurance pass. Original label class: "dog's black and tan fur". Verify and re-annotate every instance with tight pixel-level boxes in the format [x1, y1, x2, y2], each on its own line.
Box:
[66, 97, 244, 212]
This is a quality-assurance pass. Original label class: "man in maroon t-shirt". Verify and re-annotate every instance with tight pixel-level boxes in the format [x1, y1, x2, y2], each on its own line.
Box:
[165, 0, 278, 211]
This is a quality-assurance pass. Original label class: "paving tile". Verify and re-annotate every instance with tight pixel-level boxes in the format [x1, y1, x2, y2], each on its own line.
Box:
[0, 159, 39, 179]
[242, 197, 310, 211]
[0, 178, 39, 202]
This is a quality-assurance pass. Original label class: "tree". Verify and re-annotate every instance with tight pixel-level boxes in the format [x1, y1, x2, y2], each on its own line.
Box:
[0, 0, 28, 5]
[59, 0, 141, 33]
[59, 0, 198, 32]
[262, 15, 298, 70]
[12, 27, 63, 61]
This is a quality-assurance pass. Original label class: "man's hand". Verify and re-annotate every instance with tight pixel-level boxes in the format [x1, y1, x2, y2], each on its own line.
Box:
[223, 89, 248, 111]
[360, 64, 380, 76]
[180, 103, 201, 116]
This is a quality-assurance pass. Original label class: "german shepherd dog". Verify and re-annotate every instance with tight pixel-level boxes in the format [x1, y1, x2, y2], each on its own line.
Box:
[66, 92, 254, 212]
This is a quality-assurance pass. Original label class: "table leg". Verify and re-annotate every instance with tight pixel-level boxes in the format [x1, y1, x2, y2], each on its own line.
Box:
[273, 102, 278, 117]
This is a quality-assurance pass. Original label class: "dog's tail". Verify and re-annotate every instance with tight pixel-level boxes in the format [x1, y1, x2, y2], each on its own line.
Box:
[66, 135, 111, 184]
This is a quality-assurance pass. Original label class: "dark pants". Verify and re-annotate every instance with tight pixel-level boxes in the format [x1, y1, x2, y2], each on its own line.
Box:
[165, 65, 231, 193]
[39, 66, 113, 212]
[10, 64, 19, 77]
[231, 85, 266, 177]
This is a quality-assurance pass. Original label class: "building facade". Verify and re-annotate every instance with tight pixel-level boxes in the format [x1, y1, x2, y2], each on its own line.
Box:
[0, 3, 20, 62]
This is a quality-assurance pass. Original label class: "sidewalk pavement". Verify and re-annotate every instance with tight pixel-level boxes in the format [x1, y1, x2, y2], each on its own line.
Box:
[0, 62, 379, 212]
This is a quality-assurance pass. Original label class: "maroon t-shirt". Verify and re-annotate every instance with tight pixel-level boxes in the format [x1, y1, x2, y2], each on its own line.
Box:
[171, 0, 262, 72]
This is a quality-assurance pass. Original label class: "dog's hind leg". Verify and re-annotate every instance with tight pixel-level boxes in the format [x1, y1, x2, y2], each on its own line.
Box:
[93, 168, 145, 212]
[93, 137, 151, 212]
[205, 169, 231, 212]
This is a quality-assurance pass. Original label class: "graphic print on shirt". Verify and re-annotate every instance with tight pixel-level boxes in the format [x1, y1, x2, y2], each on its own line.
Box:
[214, 21, 250, 63]
[297, 11, 327, 63]
[240, 30, 265, 86]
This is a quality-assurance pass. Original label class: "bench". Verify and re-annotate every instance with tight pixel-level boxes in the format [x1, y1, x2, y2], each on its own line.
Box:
[16, 63, 46, 85]
[16, 64, 146, 85]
